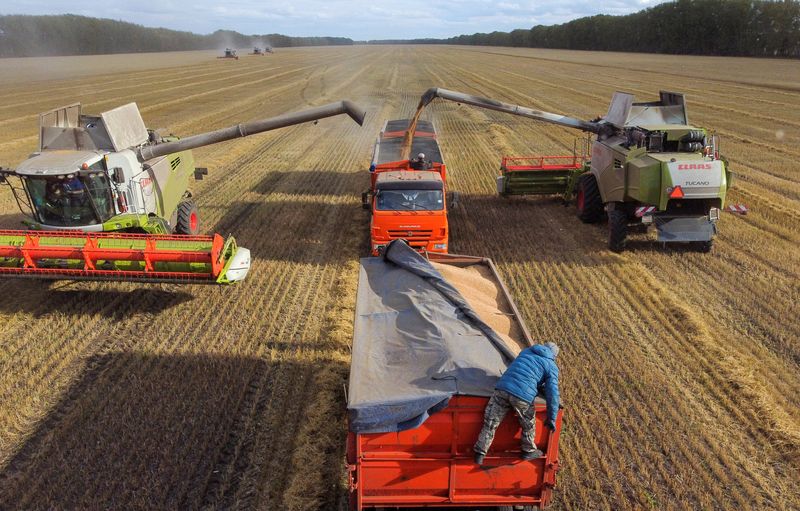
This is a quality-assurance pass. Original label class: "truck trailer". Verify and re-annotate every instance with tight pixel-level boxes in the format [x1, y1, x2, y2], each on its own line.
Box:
[347, 240, 564, 509]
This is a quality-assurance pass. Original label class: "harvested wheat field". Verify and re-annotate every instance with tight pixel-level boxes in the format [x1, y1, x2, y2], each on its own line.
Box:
[0, 46, 798, 510]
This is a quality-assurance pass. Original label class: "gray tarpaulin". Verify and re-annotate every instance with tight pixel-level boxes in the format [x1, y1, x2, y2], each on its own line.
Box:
[347, 241, 517, 433]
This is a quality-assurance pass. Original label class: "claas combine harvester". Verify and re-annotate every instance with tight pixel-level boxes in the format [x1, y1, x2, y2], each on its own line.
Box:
[414, 88, 748, 252]
[218, 48, 239, 60]
[0, 101, 365, 283]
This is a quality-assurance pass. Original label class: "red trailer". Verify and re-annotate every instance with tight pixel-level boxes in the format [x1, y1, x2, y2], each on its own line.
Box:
[347, 242, 563, 510]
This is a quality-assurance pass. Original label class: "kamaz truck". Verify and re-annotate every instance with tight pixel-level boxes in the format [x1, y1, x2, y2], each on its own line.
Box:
[362, 119, 451, 255]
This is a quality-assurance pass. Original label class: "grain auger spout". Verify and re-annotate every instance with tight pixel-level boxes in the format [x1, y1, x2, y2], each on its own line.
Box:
[400, 87, 614, 161]
[137, 101, 366, 161]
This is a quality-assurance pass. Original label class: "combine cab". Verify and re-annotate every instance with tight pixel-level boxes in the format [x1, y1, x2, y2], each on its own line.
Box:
[0, 101, 366, 283]
[362, 120, 451, 255]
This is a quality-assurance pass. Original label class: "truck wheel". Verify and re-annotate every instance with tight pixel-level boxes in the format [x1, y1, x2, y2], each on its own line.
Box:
[175, 199, 200, 235]
[693, 240, 713, 252]
[608, 208, 628, 252]
[576, 174, 603, 224]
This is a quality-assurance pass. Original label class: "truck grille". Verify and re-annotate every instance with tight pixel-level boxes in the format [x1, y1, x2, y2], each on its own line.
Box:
[388, 229, 433, 241]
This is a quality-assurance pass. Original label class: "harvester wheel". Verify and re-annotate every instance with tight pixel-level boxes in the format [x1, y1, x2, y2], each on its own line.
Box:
[576, 173, 603, 224]
[175, 199, 200, 235]
[608, 208, 628, 252]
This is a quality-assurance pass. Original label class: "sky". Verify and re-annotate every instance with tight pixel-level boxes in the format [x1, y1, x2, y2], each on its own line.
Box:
[7, 0, 667, 40]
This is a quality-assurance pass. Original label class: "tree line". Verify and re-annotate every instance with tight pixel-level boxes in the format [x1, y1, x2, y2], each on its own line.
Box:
[371, 0, 800, 58]
[0, 15, 353, 57]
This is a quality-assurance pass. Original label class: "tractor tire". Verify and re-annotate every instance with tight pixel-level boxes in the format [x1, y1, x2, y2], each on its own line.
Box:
[175, 199, 200, 235]
[608, 208, 628, 252]
[575, 173, 603, 224]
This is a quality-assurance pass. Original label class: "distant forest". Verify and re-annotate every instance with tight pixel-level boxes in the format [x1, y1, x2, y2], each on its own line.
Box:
[0, 14, 353, 57]
[372, 0, 800, 58]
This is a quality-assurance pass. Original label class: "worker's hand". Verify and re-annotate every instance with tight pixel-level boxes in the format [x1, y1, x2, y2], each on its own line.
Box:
[545, 420, 556, 431]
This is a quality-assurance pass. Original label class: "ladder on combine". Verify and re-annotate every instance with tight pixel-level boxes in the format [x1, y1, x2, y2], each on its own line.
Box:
[0, 231, 248, 284]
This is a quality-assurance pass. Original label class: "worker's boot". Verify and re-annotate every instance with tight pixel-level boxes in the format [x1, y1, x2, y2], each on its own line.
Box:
[520, 449, 544, 460]
[473, 452, 485, 465]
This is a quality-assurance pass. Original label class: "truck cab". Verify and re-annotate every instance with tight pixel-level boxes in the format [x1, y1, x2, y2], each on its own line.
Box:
[364, 119, 450, 255]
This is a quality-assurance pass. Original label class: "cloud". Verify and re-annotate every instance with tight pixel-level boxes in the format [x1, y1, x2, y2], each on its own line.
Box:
[5, 0, 668, 40]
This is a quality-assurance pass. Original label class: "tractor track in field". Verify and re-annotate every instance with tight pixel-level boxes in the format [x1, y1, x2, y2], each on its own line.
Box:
[0, 47, 797, 510]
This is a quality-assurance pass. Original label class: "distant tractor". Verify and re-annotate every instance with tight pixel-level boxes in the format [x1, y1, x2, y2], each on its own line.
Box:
[218, 48, 239, 60]
[250, 47, 264, 56]
[414, 88, 748, 252]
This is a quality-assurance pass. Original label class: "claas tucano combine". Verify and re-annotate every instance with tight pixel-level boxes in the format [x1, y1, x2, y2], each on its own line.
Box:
[414, 87, 747, 252]
[0, 101, 365, 283]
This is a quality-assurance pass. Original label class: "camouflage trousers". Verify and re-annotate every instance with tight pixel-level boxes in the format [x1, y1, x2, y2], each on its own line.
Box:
[474, 389, 536, 455]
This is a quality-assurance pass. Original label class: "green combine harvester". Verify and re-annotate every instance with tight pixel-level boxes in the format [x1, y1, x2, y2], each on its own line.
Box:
[415, 88, 748, 252]
[0, 101, 366, 283]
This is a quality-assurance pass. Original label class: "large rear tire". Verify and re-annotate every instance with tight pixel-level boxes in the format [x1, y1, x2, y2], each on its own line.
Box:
[608, 208, 628, 252]
[576, 173, 603, 224]
[175, 199, 200, 235]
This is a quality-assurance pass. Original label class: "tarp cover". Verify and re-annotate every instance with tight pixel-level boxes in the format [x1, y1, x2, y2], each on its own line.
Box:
[347, 241, 518, 433]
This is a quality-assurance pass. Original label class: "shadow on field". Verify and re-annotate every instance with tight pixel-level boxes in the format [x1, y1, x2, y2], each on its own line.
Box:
[446, 194, 618, 264]
[0, 352, 350, 510]
[0, 212, 28, 230]
[253, 170, 367, 197]
[0, 284, 193, 318]
[213, 199, 368, 264]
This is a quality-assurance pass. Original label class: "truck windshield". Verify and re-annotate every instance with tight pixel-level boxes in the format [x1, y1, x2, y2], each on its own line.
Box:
[376, 189, 444, 211]
[24, 174, 115, 226]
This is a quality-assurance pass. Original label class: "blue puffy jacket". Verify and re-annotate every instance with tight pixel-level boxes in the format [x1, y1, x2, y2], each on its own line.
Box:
[496, 344, 560, 425]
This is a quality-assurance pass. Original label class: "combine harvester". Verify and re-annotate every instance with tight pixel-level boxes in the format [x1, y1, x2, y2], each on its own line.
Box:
[362, 119, 454, 255]
[412, 88, 748, 252]
[218, 48, 239, 60]
[347, 240, 563, 510]
[249, 47, 265, 56]
[0, 101, 365, 283]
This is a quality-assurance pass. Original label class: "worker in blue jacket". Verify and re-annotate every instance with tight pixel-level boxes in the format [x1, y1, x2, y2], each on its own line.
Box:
[474, 342, 560, 465]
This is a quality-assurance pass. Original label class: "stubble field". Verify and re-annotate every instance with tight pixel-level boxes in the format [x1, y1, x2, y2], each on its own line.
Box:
[0, 45, 797, 510]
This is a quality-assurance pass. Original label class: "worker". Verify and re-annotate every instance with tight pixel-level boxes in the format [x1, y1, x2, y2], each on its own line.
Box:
[410, 152, 429, 170]
[474, 342, 560, 465]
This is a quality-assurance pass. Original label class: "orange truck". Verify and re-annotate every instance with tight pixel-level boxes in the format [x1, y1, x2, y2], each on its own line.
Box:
[362, 119, 452, 255]
[347, 241, 564, 510]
